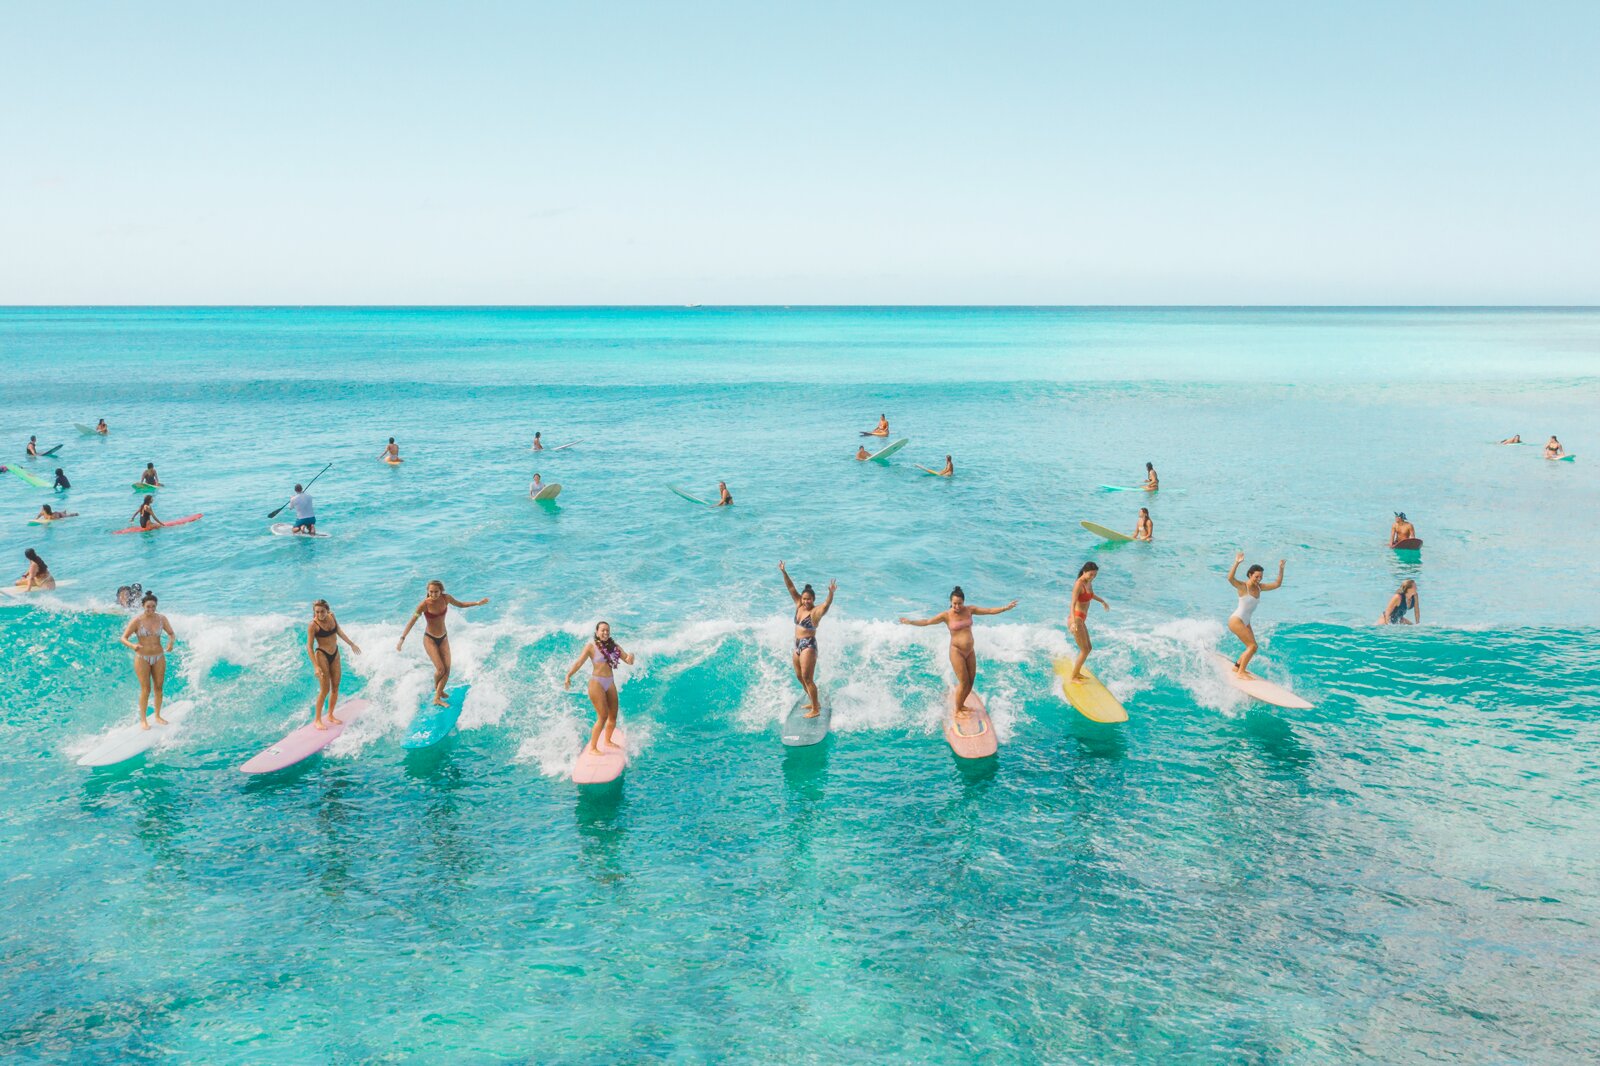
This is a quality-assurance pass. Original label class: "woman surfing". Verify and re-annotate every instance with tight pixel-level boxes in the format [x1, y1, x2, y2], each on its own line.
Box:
[779, 561, 837, 718]
[1062, 562, 1109, 684]
[397, 580, 489, 706]
[1225, 552, 1285, 678]
[564, 621, 635, 757]
[307, 599, 361, 729]
[119, 592, 176, 728]
[899, 587, 1017, 720]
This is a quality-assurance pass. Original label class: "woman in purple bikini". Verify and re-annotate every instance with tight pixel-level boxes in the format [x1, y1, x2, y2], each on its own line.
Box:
[564, 621, 635, 756]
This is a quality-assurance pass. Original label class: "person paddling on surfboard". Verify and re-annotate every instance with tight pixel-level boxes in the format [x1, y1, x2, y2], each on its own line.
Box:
[308, 599, 361, 729]
[130, 498, 163, 530]
[34, 504, 77, 523]
[899, 587, 1017, 720]
[1134, 507, 1153, 541]
[1142, 462, 1158, 491]
[861, 414, 890, 438]
[397, 580, 489, 706]
[1544, 435, 1565, 459]
[1063, 562, 1110, 684]
[1378, 580, 1420, 626]
[1226, 552, 1284, 679]
[779, 562, 837, 718]
[119, 592, 175, 729]
[716, 482, 733, 507]
[380, 438, 402, 463]
[1388, 512, 1415, 548]
[139, 462, 161, 487]
[1499, 434, 1521, 444]
[564, 621, 635, 756]
[14, 548, 54, 592]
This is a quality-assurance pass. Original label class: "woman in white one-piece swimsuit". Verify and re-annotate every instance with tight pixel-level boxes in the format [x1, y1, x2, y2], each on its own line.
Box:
[1226, 551, 1284, 678]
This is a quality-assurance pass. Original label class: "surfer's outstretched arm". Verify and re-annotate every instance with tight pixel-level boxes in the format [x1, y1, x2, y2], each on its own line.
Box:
[778, 561, 801, 604]
[970, 600, 1018, 616]
[1260, 561, 1285, 592]
[898, 611, 947, 627]
[815, 580, 838, 620]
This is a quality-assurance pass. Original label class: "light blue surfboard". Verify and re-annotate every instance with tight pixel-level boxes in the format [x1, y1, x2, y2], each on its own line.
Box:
[403, 685, 471, 749]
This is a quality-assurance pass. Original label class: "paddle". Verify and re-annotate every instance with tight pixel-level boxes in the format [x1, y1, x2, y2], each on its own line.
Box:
[268, 463, 332, 518]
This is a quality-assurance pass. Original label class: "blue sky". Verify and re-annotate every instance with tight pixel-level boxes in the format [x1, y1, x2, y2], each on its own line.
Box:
[3, 2, 1596, 304]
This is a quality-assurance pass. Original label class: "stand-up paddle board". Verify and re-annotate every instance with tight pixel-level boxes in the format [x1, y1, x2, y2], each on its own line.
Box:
[1080, 520, 1133, 543]
[4, 465, 50, 488]
[1208, 652, 1312, 709]
[548, 439, 586, 452]
[76, 700, 194, 768]
[781, 696, 831, 747]
[270, 523, 331, 538]
[944, 689, 997, 758]
[403, 686, 470, 749]
[240, 698, 370, 774]
[112, 513, 202, 535]
[132, 482, 161, 492]
[573, 726, 628, 784]
[1052, 660, 1129, 723]
[1391, 538, 1423, 551]
[667, 484, 715, 506]
[1, 579, 76, 598]
[867, 438, 909, 462]
[532, 483, 563, 501]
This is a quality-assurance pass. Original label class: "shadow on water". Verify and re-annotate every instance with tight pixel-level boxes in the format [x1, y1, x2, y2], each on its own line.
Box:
[1067, 715, 1130, 759]
[949, 749, 1000, 786]
[575, 781, 628, 886]
[780, 738, 830, 800]
[403, 740, 460, 781]
[1237, 708, 1315, 774]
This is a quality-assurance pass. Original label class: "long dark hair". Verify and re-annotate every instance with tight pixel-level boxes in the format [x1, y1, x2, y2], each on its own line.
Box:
[594, 621, 621, 663]
[1078, 561, 1098, 577]
[1146, 461, 1154, 472]
[24, 548, 46, 573]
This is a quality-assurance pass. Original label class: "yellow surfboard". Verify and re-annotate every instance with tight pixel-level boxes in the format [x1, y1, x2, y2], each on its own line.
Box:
[1052, 659, 1129, 723]
[1080, 520, 1132, 542]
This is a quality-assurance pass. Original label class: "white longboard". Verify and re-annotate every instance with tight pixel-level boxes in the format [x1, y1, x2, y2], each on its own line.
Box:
[77, 701, 194, 768]
[1209, 652, 1312, 709]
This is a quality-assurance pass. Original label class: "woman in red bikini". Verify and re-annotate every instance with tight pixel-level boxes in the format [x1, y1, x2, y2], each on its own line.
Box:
[397, 579, 489, 705]
[1062, 562, 1110, 684]
[899, 586, 1017, 719]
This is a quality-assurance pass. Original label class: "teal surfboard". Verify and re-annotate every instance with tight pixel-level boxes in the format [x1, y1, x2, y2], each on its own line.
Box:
[867, 438, 909, 462]
[132, 482, 160, 493]
[668, 484, 715, 506]
[781, 696, 831, 747]
[402, 685, 470, 749]
[1555, 454, 1577, 462]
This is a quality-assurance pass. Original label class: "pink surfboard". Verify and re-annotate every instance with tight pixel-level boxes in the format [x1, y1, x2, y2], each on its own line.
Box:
[944, 689, 998, 758]
[573, 726, 628, 784]
[1209, 653, 1313, 709]
[112, 513, 202, 535]
[240, 699, 370, 774]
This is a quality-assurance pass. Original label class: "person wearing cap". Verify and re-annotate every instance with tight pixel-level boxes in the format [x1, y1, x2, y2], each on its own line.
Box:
[1388, 512, 1416, 547]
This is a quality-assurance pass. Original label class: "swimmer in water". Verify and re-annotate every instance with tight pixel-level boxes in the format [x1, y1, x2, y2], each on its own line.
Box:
[716, 482, 733, 507]
[899, 587, 1018, 719]
[532, 432, 543, 451]
[528, 472, 544, 497]
[96, 419, 109, 435]
[855, 446, 871, 461]
[1133, 507, 1153, 541]
[1226, 552, 1285, 678]
[1378, 580, 1420, 626]
[779, 561, 837, 717]
[307, 599, 361, 728]
[1063, 562, 1109, 683]
[861, 414, 890, 438]
[54, 468, 70, 490]
[397, 579, 489, 705]
[119, 592, 176, 728]
[1389, 512, 1416, 547]
[564, 621, 636, 756]
[1143, 462, 1159, 491]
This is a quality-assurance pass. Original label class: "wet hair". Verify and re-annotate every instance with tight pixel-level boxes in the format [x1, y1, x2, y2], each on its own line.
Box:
[1139, 507, 1149, 516]
[800, 583, 815, 599]
[40, 505, 53, 516]
[313, 599, 330, 611]
[1146, 462, 1154, 472]
[1078, 561, 1098, 577]
[25, 548, 44, 566]
[142, 592, 158, 605]
[1246, 564, 1265, 579]
[950, 586, 965, 601]
[534, 431, 541, 437]
[388, 437, 395, 444]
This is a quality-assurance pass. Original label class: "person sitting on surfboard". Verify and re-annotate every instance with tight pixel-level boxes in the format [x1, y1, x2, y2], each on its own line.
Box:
[308, 599, 361, 729]
[54, 468, 70, 490]
[380, 438, 402, 463]
[398, 580, 489, 706]
[918, 455, 954, 477]
[1063, 562, 1110, 684]
[14, 548, 54, 592]
[532, 431, 543, 451]
[1134, 508, 1152, 541]
[779, 561, 838, 718]
[139, 462, 161, 487]
[34, 505, 77, 523]
[1226, 552, 1285, 679]
[1378, 580, 1420, 626]
[119, 591, 175, 729]
[716, 481, 733, 507]
[861, 414, 889, 437]
[1388, 513, 1415, 547]
[130, 498, 163, 530]
[564, 621, 635, 756]
[1143, 462, 1158, 491]
[1499, 434, 1521, 444]
[96, 419, 108, 435]
[899, 587, 1017, 720]
[1544, 435, 1565, 459]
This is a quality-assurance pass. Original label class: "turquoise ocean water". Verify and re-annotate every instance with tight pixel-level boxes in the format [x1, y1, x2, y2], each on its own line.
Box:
[2, 307, 1598, 1062]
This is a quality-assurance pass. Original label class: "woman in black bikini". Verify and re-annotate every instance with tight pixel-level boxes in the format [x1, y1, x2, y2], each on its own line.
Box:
[564, 621, 635, 756]
[899, 587, 1018, 719]
[1378, 580, 1420, 626]
[397, 580, 489, 706]
[130, 498, 161, 529]
[307, 599, 361, 729]
[779, 561, 837, 717]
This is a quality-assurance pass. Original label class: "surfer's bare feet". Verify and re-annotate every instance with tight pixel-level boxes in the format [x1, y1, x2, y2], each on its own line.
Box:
[328, 713, 342, 725]
[140, 720, 151, 730]
[433, 697, 449, 707]
[587, 744, 605, 756]
[954, 709, 972, 720]
[802, 707, 820, 718]
[153, 714, 169, 725]
[314, 719, 329, 731]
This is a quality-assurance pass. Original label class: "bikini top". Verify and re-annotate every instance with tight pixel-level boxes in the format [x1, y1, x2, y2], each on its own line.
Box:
[795, 610, 816, 631]
[591, 642, 623, 667]
[949, 612, 973, 632]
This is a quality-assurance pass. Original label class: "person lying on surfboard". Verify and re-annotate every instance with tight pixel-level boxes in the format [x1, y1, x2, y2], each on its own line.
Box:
[380, 438, 402, 463]
[917, 455, 954, 477]
[1134, 507, 1152, 541]
[779, 561, 837, 718]
[34, 505, 77, 523]
[397, 580, 489, 706]
[131, 498, 163, 530]
[861, 414, 889, 437]
[1388, 512, 1415, 547]
[1063, 562, 1110, 684]
[1378, 580, 1420, 626]
[716, 482, 733, 507]
[1499, 434, 1521, 444]
[1143, 462, 1158, 491]
[119, 591, 175, 728]
[1226, 552, 1284, 679]
[308, 599, 361, 729]
[1544, 435, 1565, 459]
[899, 587, 1017, 720]
[564, 621, 635, 756]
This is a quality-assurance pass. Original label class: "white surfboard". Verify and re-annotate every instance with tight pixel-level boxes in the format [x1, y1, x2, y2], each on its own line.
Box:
[548, 439, 586, 452]
[1209, 652, 1312, 709]
[531, 483, 563, 501]
[866, 438, 909, 462]
[1, 579, 76, 598]
[270, 523, 331, 538]
[77, 700, 194, 767]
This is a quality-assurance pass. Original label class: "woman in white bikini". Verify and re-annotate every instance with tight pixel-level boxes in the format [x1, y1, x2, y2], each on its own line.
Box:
[564, 621, 636, 757]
